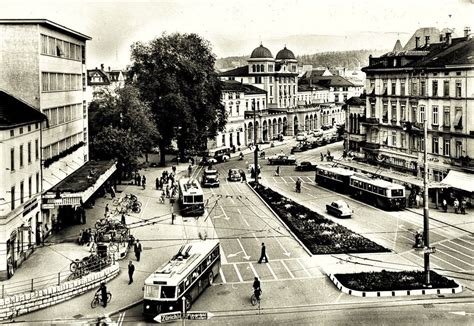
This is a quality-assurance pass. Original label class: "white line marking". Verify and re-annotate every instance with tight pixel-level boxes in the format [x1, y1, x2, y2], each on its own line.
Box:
[266, 262, 278, 280]
[289, 177, 295, 183]
[282, 178, 288, 184]
[220, 206, 230, 220]
[236, 238, 251, 260]
[219, 268, 227, 284]
[249, 262, 259, 279]
[273, 235, 291, 257]
[296, 259, 312, 277]
[435, 246, 474, 267]
[447, 239, 473, 253]
[237, 208, 250, 227]
[252, 232, 259, 242]
[281, 260, 295, 279]
[233, 263, 244, 282]
[457, 238, 474, 246]
[305, 176, 312, 182]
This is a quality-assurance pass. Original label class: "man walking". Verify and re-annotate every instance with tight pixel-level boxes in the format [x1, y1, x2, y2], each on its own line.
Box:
[258, 242, 268, 263]
[128, 261, 135, 285]
[134, 239, 142, 262]
[104, 204, 109, 218]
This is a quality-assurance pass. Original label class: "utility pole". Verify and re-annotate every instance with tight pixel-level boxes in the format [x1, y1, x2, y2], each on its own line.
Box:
[423, 119, 430, 285]
[253, 100, 258, 187]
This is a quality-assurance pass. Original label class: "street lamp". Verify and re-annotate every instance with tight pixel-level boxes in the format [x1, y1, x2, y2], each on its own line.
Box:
[423, 119, 431, 285]
[253, 99, 258, 186]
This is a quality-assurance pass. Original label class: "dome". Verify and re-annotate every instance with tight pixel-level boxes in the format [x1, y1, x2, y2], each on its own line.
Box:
[250, 44, 273, 59]
[276, 46, 296, 60]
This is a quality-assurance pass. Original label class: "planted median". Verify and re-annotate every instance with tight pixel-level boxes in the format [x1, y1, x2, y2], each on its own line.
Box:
[251, 182, 389, 255]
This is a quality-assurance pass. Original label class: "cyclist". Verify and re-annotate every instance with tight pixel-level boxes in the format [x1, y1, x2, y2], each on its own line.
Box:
[252, 277, 261, 301]
[96, 282, 108, 307]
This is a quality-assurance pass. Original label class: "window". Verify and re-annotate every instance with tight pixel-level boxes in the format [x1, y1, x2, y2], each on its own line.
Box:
[443, 139, 450, 156]
[370, 102, 375, 118]
[432, 137, 439, 154]
[36, 172, 40, 194]
[420, 137, 425, 151]
[10, 130, 14, 137]
[443, 107, 450, 127]
[382, 103, 388, 122]
[11, 186, 15, 210]
[28, 176, 32, 199]
[432, 106, 438, 125]
[27, 142, 32, 164]
[370, 80, 375, 92]
[443, 80, 449, 97]
[269, 85, 273, 97]
[420, 81, 426, 96]
[19, 144, 24, 168]
[400, 81, 405, 96]
[20, 181, 24, 204]
[400, 104, 406, 121]
[391, 103, 397, 120]
[411, 105, 417, 122]
[454, 107, 462, 128]
[411, 80, 418, 96]
[391, 81, 396, 95]
[10, 148, 15, 171]
[221, 134, 225, 145]
[382, 80, 387, 93]
[401, 134, 406, 148]
[455, 140, 462, 158]
[391, 131, 397, 146]
[432, 80, 438, 96]
[419, 106, 425, 122]
[455, 81, 462, 97]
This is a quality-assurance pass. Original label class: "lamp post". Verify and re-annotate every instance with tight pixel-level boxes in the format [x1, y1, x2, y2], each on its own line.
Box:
[423, 118, 430, 285]
[253, 100, 258, 186]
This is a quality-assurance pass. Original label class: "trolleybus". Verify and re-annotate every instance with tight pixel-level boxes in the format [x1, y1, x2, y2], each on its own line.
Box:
[349, 174, 406, 210]
[178, 178, 205, 216]
[315, 165, 354, 193]
[143, 240, 221, 319]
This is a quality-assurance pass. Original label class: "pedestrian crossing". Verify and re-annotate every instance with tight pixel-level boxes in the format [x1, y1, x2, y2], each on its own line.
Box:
[217, 257, 324, 284]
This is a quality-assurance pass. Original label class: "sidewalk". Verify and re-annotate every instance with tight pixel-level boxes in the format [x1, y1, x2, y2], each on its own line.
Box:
[4, 162, 218, 324]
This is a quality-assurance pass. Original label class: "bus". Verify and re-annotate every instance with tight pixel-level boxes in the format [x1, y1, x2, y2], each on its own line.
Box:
[178, 178, 205, 216]
[143, 240, 221, 319]
[349, 174, 406, 210]
[315, 165, 355, 193]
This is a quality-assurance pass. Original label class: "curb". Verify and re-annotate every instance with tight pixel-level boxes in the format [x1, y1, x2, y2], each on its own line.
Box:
[327, 272, 463, 297]
[108, 299, 143, 317]
[245, 182, 314, 257]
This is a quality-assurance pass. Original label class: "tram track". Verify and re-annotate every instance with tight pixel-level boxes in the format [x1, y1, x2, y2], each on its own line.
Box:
[404, 208, 474, 236]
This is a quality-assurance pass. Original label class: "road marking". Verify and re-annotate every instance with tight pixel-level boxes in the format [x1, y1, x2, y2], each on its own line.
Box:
[138, 196, 150, 220]
[296, 259, 312, 277]
[220, 205, 230, 220]
[237, 238, 251, 260]
[281, 178, 288, 184]
[457, 237, 474, 246]
[219, 268, 227, 284]
[220, 246, 228, 264]
[248, 203, 266, 218]
[237, 208, 250, 227]
[273, 235, 291, 257]
[447, 239, 473, 253]
[281, 260, 295, 279]
[117, 312, 125, 326]
[252, 232, 259, 242]
[233, 264, 244, 282]
[435, 246, 474, 267]
[236, 183, 244, 193]
[249, 262, 259, 279]
[305, 176, 313, 182]
[289, 177, 295, 183]
[266, 262, 278, 280]
[438, 242, 474, 261]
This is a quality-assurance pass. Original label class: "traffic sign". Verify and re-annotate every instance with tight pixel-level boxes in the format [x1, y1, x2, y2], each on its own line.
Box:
[154, 312, 182, 323]
[423, 247, 436, 254]
[186, 311, 215, 320]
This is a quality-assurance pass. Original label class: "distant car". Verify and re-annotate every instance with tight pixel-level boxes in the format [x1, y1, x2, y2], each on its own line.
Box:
[290, 143, 311, 154]
[201, 169, 220, 187]
[296, 132, 307, 141]
[295, 161, 317, 171]
[326, 200, 353, 218]
[199, 156, 217, 166]
[247, 163, 261, 173]
[228, 168, 243, 181]
[268, 154, 297, 165]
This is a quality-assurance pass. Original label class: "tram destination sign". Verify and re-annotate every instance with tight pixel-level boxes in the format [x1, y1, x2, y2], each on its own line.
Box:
[154, 312, 182, 323]
[154, 311, 214, 323]
[186, 311, 215, 320]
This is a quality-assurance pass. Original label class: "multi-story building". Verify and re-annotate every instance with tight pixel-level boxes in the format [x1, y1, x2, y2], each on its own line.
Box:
[361, 28, 473, 188]
[0, 20, 116, 241]
[0, 91, 47, 279]
[343, 95, 366, 153]
[87, 64, 127, 101]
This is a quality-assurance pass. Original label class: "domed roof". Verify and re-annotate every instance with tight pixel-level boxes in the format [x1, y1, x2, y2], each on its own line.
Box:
[276, 46, 296, 60]
[250, 44, 273, 59]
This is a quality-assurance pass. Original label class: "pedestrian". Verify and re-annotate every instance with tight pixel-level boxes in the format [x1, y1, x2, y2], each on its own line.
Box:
[320, 152, 324, 161]
[442, 199, 448, 212]
[258, 242, 268, 263]
[104, 204, 109, 217]
[121, 213, 126, 225]
[142, 175, 146, 189]
[188, 164, 192, 177]
[415, 194, 421, 208]
[128, 261, 135, 285]
[78, 229, 84, 245]
[165, 185, 170, 198]
[172, 166, 176, 174]
[275, 166, 280, 176]
[156, 177, 160, 190]
[461, 198, 467, 214]
[110, 186, 116, 198]
[137, 173, 141, 187]
[134, 239, 142, 262]
[99, 282, 108, 307]
[171, 213, 175, 225]
[453, 198, 459, 213]
[327, 149, 331, 157]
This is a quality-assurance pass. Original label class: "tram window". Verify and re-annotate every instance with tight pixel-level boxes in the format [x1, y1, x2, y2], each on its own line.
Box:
[194, 195, 204, 203]
[160, 286, 176, 299]
[367, 184, 372, 191]
[391, 189, 404, 197]
[178, 282, 185, 295]
[184, 195, 193, 203]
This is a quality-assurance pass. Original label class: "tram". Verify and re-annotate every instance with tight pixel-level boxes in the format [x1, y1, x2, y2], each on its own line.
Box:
[178, 178, 205, 216]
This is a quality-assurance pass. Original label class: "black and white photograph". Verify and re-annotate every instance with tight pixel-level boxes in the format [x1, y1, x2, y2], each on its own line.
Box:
[0, 0, 473, 325]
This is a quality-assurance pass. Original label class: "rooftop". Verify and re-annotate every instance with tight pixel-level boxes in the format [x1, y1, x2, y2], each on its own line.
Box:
[0, 90, 47, 129]
[221, 80, 266, 95]
[0, 19, 91, 41]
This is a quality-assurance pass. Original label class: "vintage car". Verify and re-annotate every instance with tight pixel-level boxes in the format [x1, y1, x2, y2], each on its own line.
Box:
[296, 132, 308, 141]
[290, 143, 311, 154]
[201, 169, 220, 187]
[267, 154, 297, 165]
[295, 161, 317, 171]
[326, 200, 353, 218]
[228, 168, 242, 182]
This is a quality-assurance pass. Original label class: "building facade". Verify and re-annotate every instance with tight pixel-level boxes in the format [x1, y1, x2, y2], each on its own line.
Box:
[0, 91, 47, 280]
[343, 95, 367, 153]
[86, 64, 127, 101]
[361, 28, 473, 184]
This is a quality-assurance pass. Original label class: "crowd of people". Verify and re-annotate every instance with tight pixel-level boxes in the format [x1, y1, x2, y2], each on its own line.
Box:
[155, 168, 179, 203]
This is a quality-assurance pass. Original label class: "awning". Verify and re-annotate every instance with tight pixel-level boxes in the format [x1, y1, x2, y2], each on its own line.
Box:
[442, 170, 474, 192]
[42, 160, 117, 208]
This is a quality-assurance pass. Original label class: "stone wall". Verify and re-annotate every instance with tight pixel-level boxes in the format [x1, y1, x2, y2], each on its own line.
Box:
[0, 263, 120, 320]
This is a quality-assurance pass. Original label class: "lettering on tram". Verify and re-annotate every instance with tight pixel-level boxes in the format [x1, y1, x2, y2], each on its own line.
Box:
[315, 165, 406, 210]
[144, 240, 221, 320]
[178, 178, 205, 216]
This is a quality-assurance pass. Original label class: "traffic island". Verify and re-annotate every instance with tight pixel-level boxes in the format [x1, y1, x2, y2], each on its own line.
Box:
[330, 270, 462, 297]
[250, 182, 389, 255]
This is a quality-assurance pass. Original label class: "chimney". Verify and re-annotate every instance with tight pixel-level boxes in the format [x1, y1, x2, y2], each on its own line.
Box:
[445, 32, 452, 45]
[415, 36, 420, 49]
[464, 26, 471, 37]
[100, 63, 104, 70]
[424, 36, 430, 47]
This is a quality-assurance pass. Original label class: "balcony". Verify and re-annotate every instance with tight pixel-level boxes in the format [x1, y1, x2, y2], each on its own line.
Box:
[363, 117, 379, 125]
[363, 142, 380, 150]
[451, 156, 474, 168]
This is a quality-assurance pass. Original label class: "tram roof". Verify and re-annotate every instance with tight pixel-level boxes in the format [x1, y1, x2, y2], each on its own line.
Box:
[179, 178, 202, 191]
[144, 240, 220, 286]
[317, 164, 355, 176]
[351, 174, 404, 189]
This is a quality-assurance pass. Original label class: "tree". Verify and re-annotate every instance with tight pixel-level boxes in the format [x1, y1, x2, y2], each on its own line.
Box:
[129, 33, 226, 165]
[89, 85, 159, 175]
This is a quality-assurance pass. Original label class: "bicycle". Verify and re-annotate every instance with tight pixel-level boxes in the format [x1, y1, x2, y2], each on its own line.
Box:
[91, 291, 112, 308]
[251, 289, 262, 306]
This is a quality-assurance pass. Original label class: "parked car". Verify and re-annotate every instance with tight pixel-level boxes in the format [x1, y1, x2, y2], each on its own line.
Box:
[295, 161, 317, 171]
[290, 143, 311, 154]
[296, 132, 307, 141]
[201, 169, 220, 187]
[228, 168, 243, 181]
[267, 154, 297, 165]
[326, 200, 353, 218]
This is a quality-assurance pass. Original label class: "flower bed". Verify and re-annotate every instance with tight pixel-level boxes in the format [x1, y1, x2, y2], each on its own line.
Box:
[335, 270, 458, 291]
[251, 182, 389, 254]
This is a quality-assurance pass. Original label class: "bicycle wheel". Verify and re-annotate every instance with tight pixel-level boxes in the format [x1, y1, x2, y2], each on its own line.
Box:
[107, 292, 112, 303]
[91, 296, 99, 309]
[251, 294, 257, 306]
[132, 206, 141, 214]
[70, 261, 79, 273]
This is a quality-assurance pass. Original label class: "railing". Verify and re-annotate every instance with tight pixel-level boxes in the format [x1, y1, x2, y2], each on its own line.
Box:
[0, 254, 112, 298]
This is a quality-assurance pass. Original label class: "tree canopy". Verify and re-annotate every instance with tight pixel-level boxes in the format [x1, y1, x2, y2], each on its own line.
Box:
[129, 32, 226, 165]
[88, 85, 159, 173]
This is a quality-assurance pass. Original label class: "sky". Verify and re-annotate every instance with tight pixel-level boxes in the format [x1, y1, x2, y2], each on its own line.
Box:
[1, 0, 473, 68]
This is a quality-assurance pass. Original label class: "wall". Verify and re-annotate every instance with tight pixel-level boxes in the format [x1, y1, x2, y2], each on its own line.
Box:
[0, 263, 119, 320]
